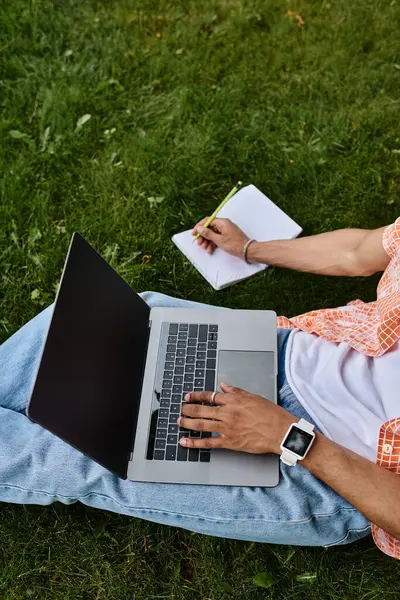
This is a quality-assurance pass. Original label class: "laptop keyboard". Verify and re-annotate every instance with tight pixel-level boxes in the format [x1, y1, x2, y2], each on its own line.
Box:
[150, 322, 218, 463]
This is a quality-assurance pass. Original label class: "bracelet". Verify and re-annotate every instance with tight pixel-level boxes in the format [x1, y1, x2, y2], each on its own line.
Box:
[242, 239, 256, 263]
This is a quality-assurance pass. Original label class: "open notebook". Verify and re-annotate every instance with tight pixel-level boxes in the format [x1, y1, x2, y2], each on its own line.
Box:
[172, 184, 302, 290]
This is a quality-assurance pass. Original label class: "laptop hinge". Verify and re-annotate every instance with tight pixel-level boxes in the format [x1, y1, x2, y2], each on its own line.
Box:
[129, 319, 152, 468]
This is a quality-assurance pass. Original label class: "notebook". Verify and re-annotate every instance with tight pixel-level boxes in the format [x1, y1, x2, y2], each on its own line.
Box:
[172, 184, 302, 290]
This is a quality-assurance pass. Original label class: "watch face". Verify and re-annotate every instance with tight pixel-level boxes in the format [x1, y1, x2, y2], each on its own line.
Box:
[282, 425, 314, 457]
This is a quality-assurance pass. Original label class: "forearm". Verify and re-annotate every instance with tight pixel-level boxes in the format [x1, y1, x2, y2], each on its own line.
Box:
[247, 228, 385, 277]
[301, 432, 400, 540]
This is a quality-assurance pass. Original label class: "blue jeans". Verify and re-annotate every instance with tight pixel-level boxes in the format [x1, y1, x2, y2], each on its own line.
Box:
[0, 291, 371, 547]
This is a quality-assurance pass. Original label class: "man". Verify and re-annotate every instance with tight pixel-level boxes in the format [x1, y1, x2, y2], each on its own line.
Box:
[1, 217, 399, 557]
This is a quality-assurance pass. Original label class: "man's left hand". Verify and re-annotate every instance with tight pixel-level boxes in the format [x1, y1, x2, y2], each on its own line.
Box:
[178, 382, 295, 454]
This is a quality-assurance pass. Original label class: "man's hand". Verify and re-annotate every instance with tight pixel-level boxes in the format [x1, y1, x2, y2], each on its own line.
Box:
[192, 218, 249, 257]
[178, 382, 295, 453]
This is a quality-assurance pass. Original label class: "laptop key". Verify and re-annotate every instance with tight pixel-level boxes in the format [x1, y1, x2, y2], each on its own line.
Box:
[174, 376, 183, 384]
[196, 360, 206, 369]
[190, 431, 201, 438]
[170, 404, 181, 414]
[154, 450, 165, 460]
[169, 413, 179, 423]
[189, 324, 198, 338]
[205, 370, 215, 391]
[169, 323, 179, 335]
[209, 325, 218, 332]
[206, 359, 216, 370]
[175, 366, 184, 375]
[156, 428, 167, 439]
[168, 424, 179, 434]
[197, 342, 207, 351]
[166, 353, 175, 361]
[172, 394, 181, 403]
[197, 351, 206, 360]
[161, 389, 171, 398]
[159, 409, 169, 418]
[186, 356, 195, 364]
[208, 332, 218, 341]
[160, 399, 170, 407]
[207, 350, 217, 359]
[201, 431, 212, 438]
[172, 384, 183, 394]
[187, 338, 196, 347]
[163, 379, 172, 388]
[155, 439, 166, 449]
[208, 342, 217, 350]
[167, 344, 176, 353]
[177, 444, 188, 461]
[183, 383, 193, 392]
[158, 419, 168, 428]
[176, 357, 185, 366]
[187, 347, 196, 356]
[179, 323, 189, 331]
[200, 452, 211, 462]
[189, 448, 199, 461]
[195, 369, 205, 378]
[163, 371, 173, 379]
[177, 341, 186, 349]
[194, 379, 203, 387]
[185, 364, 195, 373]
[184, 373, 194, 382]
[167, 434, 178, 445]
[198, 325, 208, 342]
[194, 388, 203, 392]
[165, 362, 174, 370]
[168, 336, 177, 344]
[166, 445, 177, 460]
[178, 331, 188, 340]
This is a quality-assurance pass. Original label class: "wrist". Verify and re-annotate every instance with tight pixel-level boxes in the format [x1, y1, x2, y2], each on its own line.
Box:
[272, 414, 299, 455]
[246, 241, 264, 263]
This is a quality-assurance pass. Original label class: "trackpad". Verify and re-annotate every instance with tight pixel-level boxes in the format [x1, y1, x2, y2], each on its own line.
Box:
[217, 350, 275, 400]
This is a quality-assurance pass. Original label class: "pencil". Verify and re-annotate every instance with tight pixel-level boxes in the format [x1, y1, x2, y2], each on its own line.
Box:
[192, 181, 243, 241]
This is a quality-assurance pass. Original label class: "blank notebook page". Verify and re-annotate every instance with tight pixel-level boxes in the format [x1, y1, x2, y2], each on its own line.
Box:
[172, 184, 302, 290]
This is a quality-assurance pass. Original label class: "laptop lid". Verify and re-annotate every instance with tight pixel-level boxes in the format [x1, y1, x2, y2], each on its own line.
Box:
[27, 232, 150, 479]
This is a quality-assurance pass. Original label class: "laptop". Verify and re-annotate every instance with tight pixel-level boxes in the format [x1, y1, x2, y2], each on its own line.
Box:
[27, 232, 279, 486]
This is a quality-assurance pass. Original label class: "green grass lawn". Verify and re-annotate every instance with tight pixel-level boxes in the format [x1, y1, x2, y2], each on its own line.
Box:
[1, 0, 400, 597]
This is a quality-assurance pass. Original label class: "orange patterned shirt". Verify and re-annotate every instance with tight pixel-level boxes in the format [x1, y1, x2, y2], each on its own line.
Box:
[277, 218, 400, 559]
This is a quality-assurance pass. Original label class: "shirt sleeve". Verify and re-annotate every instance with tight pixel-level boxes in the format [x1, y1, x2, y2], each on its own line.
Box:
[371, 417, 400, 559]
[382, 217, 400, 259]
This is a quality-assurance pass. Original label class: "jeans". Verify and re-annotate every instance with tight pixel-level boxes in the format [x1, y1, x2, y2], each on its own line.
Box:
[0, 291, 371, 547]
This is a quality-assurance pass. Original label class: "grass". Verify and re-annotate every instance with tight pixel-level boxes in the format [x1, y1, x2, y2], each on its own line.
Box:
[1, 0, 400, 597]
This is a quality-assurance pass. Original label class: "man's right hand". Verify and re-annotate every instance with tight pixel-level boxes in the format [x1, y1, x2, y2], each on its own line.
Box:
[192, 217, 250, 258]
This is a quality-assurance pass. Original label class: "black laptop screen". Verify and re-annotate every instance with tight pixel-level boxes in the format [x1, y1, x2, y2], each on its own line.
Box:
[27, 233, 150, 479]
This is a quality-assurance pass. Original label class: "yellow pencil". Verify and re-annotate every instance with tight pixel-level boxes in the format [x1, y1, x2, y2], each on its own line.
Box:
[192, 181, 243, 241]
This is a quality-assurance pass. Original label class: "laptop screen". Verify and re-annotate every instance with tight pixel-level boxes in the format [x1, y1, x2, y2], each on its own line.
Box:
[27, 232, 150, 478]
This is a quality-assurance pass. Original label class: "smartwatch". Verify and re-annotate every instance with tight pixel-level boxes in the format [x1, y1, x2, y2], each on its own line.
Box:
[280, 418, 315, 466]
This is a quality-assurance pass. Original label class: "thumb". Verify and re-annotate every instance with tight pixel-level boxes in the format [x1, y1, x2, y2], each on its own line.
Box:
[220, 382, 240, 394]
[197, 225, 219, 243]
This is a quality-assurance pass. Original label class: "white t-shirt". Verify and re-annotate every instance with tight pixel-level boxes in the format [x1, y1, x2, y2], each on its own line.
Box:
[286, 329, 400, 462]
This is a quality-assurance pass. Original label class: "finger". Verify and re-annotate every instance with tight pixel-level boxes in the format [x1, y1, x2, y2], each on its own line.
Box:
[181, 403, 221, 420]
[179, 435, 224, 449]
[197, 237, 205, 247]
[206, 243, 216, 254]
[178, 416, 223, 433]
[192, 217, 210, 235]
[196, 226, 219, 243]
[185, 390, 229, 405]
[210, 218, 228, 230]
